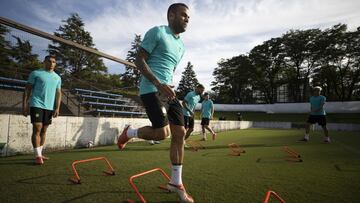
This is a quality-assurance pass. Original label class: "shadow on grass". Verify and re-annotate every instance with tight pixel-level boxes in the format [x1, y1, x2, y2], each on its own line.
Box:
[0, 159, 37, 166]
[255, 156, 303, 164]
[17, 173, 74, 185]
[16, 173, 114, 186]
[62, 189, 178, 203]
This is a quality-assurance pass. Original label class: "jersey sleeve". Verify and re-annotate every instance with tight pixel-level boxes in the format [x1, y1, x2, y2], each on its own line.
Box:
[27, 71, 36, 84]
[140, 26, 161, 54]
[57, 77, 62, 90]
[184, 92, 191, 102]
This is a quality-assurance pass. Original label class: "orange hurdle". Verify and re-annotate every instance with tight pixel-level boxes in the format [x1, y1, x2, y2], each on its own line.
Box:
[127, 168, 170, 203]
[187, 140, 205, 152]
[228, 143, 246, 156]
[69, 156, 115, 184]
[263, 190, 286, 203]
[283, 146, 303, 162]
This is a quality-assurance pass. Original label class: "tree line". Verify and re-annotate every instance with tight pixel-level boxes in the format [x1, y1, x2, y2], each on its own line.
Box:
[212, 24, 360, 103]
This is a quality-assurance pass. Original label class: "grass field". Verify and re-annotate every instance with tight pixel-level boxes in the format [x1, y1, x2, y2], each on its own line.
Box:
[194, 111, 360, 123]
[1, 129, 360, 203]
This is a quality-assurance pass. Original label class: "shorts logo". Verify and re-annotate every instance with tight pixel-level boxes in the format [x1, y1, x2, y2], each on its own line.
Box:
[161, 106, 167, 115]
[35, 113, 39, 118]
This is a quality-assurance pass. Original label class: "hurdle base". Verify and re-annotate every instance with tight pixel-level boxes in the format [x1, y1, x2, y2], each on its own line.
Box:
[69, 177, 81, 184]
[103, 170, 116, 176]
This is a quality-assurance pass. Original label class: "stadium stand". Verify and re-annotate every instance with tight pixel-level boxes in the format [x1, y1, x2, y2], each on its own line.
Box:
[72, 88, 146, 117]
[0, 76, 26, 91]
[0, 76, 146, 117]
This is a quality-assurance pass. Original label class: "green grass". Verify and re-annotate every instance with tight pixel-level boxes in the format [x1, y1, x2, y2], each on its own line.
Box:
[1, 129, 360, 203]
[194, 111, 360, 123]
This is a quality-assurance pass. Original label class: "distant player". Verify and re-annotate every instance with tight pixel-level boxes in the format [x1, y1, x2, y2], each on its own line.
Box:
[299, 86, 330, 143]
[117, 3, 194, 202]
[200, 93, 217, 140]
[22, 54, 62, 165]
[183, 84, 205, 140]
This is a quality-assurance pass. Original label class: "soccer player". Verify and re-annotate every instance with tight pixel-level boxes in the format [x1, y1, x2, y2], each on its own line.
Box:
[200, 93, 217, 140]
[117, 3, 194, 202]
[22, 54, 62, 165]
[183, 84, 205, 140]
[299, 86, 330, 143]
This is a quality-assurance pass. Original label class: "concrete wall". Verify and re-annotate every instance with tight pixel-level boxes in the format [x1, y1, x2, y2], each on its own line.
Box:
[1, 114, 359, 156]
[195, 101, 360, 113]
[0, 114, 247, 156]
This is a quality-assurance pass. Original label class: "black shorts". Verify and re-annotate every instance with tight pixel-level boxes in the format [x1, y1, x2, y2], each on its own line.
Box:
[201, 118, 210, 126]
[184, 116, 194, 129]
[140, 92, 184, 128]
[30, 107, 53, 125]
[307, 115, 326, 126]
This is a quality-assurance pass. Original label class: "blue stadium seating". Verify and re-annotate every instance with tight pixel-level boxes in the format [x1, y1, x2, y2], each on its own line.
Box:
[79, 94, 128, 104]
[73, 88, 145, 117]
[0, 77, 27, 91]
[83, 101, 137, 109]
[0, 76, 146, 117]
[93, 109, 146, 117]
[73, 88, 123, 98]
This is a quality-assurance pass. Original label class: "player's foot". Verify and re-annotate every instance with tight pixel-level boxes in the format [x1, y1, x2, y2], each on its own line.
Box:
[35, 156, 44, 165]
[184, 141, 189, 148]
[148, 140, 155, 145]
[166, 183, 194, 203]
[298, 138, 309, 142]
[117, 125, 130, 150]
[324, 137, 331, 143]
[41, 156, 50, 160]
[153, 141, 161, 144]
[212, 133, 217, 140]
[200, 138, 206, 141]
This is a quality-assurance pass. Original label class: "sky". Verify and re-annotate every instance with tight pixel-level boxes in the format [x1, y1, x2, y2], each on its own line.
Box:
[1, 0, 360, 90]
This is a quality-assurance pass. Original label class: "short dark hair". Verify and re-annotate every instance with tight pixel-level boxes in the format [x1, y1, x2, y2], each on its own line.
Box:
[44, 54, 56, 61]
[204, 92, 209, 96]
[167, 3, 188, 19]
[197, 84, 204, 89]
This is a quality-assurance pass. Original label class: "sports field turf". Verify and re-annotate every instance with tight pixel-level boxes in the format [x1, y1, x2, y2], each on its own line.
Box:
[0, 128, 359, 203]
[194, 111, 360, 123]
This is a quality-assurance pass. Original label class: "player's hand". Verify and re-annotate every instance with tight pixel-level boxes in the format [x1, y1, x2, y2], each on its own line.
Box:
[22, 105, 29, 117]
[157, 83, 176, 100]
[190, 111, 195, 117]
[53, 108, 60, 118]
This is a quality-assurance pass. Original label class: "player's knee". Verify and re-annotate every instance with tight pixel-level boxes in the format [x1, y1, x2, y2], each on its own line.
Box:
[173, 127, 186, 140]
[154, 129, 169, 140]
[33, 124, 42, 134]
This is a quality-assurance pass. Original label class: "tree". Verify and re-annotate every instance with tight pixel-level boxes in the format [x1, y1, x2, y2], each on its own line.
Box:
[249, 37, 287, 103]
[176, 62, 200, 99]
[48, 13, 107, 82]
[313, 24, 360, 101]
[11, 36, 42, 79]
[211, 55, 254, 103]
[122, 34, 142, 88]
[282, 29, 322, 102]
[0, 24, 15, 78]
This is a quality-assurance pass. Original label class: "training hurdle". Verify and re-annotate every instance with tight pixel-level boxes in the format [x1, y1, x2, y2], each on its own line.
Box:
[69, 156, 115, 184]
[283, 146, 302, 162]
[187, 140, 205, 151]
[263, 190, 286, 203]
[228, 143, 246, 156]
[127, 168, 170, 203]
